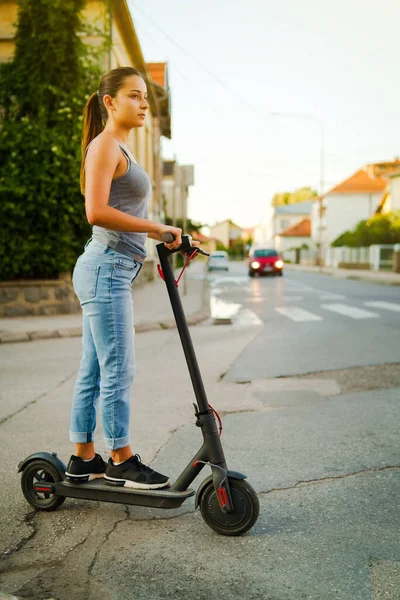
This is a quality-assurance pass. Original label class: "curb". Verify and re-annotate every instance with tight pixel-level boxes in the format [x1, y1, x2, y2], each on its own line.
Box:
[286, 265, 400, 286]
[0, 280, 210, 345]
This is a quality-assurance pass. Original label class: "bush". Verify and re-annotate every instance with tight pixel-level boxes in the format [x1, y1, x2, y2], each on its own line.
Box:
[0, 0, 109, 280]
[332, 212, 400, 247]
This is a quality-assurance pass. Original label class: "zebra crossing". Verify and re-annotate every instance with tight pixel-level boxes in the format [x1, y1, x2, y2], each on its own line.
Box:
[208, 273, 400, 325]
[274, 298, 400, 323]
[262, 279, 400, 323]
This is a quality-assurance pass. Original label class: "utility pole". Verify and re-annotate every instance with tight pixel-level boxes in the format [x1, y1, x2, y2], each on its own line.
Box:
[172, 156, 177, 271]
[182, 167, 188, 296]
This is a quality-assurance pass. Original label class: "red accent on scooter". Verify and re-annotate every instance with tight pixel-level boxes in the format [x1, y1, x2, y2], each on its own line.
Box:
[157, 249, 198, 288]
[175, 250, 198, 287]
[193, 460, 200, 467]
[157, 264, 165, 281]
[209, 404, 223, 436]
[218, 487, 229, 507]
[35, 486, 52, 492]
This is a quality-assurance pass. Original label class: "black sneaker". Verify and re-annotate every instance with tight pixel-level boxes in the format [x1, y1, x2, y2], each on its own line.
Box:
[65, 453, 107, 483]
[105, 454, 170, 489]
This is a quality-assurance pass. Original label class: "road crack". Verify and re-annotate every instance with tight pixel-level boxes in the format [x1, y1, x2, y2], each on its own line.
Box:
[259, 464, 400, 496]
[1, 510, 38, 561]
[0, 370, 77, 426]
[149, 424, 185, 464]
[87, 505, 130, 575]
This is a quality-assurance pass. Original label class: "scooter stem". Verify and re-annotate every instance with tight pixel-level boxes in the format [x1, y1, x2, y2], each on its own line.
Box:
[157, 237, 209, 414]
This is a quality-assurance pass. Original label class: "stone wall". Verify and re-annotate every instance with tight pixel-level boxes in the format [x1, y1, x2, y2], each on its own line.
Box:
[0, 260, 155, 317]
[0, 274, 80, 317]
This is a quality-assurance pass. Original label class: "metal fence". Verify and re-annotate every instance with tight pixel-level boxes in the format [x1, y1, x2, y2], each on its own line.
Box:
[282, 245, 396, 271]
[325, 245, 395, 271]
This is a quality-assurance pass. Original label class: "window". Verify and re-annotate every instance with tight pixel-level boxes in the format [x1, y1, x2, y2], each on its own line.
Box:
[280, 219, 289, 231]
[253, 249, 278, 258]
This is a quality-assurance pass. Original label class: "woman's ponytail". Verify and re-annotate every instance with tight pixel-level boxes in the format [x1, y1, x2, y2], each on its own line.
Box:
[80, 92, 104, 194]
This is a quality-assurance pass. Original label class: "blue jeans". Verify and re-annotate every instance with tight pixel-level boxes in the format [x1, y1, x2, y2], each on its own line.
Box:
[69, 239, 142, 450]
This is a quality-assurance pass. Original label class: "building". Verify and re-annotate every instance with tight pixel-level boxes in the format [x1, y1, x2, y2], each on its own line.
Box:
[162, 160, 195, 223]
[208, 220, 243, 249]
[375, 168, 400, 215]
[272, 201, 313, 238]
[275, 218, 311, 254]
[312, 160, 400, 254]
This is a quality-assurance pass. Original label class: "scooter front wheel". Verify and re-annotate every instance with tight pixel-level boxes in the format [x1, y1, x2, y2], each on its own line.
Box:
[21, 459, 65, 511]
[200, 478, 259, 536]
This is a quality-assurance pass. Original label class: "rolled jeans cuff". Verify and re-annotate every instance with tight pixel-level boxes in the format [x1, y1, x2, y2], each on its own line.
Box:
[69, 431, 95, 444]
[104, 434, 131, 451]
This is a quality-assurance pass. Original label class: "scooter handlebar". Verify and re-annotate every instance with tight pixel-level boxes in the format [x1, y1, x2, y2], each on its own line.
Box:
[159, 233, 209, 257]
[161, 232, 175, 243]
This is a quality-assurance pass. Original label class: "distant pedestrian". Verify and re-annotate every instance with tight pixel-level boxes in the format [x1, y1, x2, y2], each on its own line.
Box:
[65, 67, 186, 489]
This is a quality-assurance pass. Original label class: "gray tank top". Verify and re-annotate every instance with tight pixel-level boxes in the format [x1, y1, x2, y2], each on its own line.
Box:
[86, 140, 151, 264]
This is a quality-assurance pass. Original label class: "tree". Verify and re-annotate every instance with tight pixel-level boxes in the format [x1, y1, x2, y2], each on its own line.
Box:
[0, 0, 109, 280]
[272, 186, 317, 207]
[332, 212, 400, 247]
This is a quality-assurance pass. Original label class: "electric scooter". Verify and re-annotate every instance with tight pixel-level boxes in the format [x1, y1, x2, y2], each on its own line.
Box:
[18, 235, 259, 536]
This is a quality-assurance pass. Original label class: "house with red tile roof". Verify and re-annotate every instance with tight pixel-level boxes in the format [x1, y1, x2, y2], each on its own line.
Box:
[375, 168, 400, 215]
[209, 220, 243, 249]
[312, 160, 400, 254]
[275, 218, 311, 253]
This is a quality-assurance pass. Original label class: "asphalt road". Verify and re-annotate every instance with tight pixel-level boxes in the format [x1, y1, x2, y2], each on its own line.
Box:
[208, 262, 400, 380]
[0, 264, 399, 600]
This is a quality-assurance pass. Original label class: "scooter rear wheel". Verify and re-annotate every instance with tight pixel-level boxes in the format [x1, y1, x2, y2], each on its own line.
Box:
[200, 478, 259, 536]
[21, 459, 65, 511]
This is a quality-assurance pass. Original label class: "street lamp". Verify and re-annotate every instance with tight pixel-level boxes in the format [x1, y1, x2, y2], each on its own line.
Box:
[271, 112, 325, 268]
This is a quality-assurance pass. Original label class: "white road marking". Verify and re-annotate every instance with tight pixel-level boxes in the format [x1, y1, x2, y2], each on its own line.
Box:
[321, 303, 379, 319]
[282, 296, 304, 301]
[210, 296, 241, 320]
[234, 308, 263, 326]
[210, 276, 248, 287]
[319, 294, 346, 300]
[284, 282, 313, 292]
[364, 301, 400, 313]
[275, 307, 323, 322]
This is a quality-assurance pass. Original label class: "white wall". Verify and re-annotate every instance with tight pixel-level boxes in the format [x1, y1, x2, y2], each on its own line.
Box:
[325, 192, 382, 245]
[390, 177, 400, 211]
[209, 222, 229, 247]
[275, 235, 310, 252]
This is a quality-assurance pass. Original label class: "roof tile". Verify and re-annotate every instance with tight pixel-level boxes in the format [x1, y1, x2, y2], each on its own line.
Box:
[281, 218, 311, 237]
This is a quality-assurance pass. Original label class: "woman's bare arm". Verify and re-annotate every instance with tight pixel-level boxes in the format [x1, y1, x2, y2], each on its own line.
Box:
[84, 136, 181, 243]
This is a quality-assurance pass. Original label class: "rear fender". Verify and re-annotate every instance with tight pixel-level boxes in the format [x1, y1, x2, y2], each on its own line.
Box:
[18, 452, 66, 478]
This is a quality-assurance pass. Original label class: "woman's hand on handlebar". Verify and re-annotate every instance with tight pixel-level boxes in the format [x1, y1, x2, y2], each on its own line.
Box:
[159, 226, 182, 250]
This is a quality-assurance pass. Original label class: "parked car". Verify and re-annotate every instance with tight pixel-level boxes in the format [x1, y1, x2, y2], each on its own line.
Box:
[207, 250, 229, 272]
[248, 248, 283, 276]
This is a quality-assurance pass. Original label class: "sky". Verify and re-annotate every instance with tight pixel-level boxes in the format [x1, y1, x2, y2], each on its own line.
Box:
[128, 0, 400, 229]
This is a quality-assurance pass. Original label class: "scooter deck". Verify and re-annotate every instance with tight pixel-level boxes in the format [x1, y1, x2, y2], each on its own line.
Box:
[36, 479, 195, 509]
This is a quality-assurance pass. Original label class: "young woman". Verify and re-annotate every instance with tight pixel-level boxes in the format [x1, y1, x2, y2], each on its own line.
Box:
[65, 66, 190, 489]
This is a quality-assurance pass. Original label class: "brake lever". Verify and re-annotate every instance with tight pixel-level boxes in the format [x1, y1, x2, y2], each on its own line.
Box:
[194, 247, 210, 257]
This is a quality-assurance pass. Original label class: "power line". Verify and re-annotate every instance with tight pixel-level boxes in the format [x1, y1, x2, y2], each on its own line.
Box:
[134, 21, 213, 106]
[130, 1, 259, 113]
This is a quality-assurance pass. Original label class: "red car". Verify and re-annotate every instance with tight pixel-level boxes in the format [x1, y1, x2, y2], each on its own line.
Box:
[248, 248, 284, 277]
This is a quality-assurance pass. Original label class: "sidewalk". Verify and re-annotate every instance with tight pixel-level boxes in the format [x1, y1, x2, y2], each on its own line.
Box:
[286, 262, 400, 285]
[0, 262, 209, 344]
